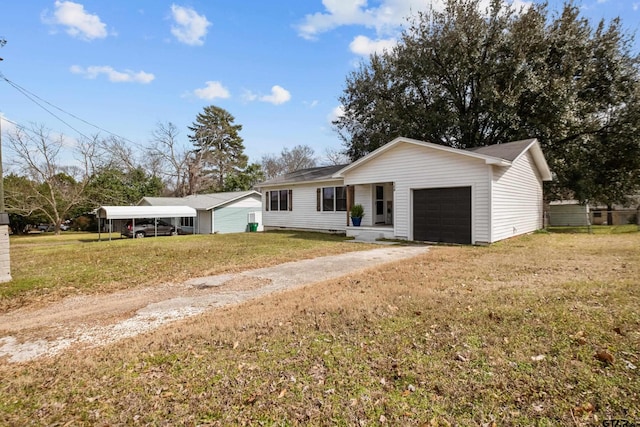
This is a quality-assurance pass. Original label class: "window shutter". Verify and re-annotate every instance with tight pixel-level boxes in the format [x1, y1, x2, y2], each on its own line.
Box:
[316, 188, 321, 211]
[288, 189, 293, 211]
[265, 191, 269, 211]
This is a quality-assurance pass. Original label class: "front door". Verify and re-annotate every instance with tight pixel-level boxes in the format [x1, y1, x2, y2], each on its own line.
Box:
[375, 185, 385, 224]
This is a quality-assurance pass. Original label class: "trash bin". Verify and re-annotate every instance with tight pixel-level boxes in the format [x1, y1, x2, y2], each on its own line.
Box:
[249, 222, 258, 232]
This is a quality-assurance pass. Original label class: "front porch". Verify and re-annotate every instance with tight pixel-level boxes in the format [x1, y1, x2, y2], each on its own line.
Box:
[346, 224, 395, 242]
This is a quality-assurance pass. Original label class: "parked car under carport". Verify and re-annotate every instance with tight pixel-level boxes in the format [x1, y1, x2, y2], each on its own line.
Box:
[95, 205, 197, 241]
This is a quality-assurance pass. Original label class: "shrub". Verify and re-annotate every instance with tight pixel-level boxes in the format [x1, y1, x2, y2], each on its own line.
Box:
[350, 203, 364, 218]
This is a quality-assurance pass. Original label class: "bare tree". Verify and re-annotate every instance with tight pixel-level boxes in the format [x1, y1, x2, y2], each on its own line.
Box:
[260, 145, 318, 180]
[96, 135, 140, 172]
[147, 122, 193, 196]
[321, 147, 351, 166]
[5, 124, 93, 234]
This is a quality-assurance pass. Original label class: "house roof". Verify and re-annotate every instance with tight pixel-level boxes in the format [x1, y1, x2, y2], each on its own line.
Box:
[257, 164, 348, 188]
[468, 138, 552, 180]
[96, 205, 197, 220]
[257, 137, 552, 187]
[467, 138, 536, 161]
[141, 190, 261, 211]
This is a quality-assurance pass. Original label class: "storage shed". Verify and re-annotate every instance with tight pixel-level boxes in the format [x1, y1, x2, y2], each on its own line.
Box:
[140, 190, 262, 234]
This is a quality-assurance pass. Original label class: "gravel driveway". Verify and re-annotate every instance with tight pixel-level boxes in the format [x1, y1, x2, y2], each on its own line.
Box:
[0, 245, 428, 363]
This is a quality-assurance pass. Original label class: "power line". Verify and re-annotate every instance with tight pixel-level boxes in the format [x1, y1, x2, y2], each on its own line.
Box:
[0, 72, 144, 148]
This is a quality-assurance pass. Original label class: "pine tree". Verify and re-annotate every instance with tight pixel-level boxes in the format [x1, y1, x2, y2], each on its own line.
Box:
[188, 105, 248, 192]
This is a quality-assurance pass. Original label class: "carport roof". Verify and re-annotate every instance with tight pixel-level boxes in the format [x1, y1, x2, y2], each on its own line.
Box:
[96, 205, 196, 220]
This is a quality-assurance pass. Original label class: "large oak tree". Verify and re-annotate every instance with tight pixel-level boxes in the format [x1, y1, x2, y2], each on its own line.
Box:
[335, 0, 640, 206]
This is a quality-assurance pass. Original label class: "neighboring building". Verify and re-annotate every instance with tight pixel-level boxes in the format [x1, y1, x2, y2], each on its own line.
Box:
[140, 190, 262, 234]
[547, 198, 640, 226]
[257, 137, 552, 245]
[548, 201, 590, 226]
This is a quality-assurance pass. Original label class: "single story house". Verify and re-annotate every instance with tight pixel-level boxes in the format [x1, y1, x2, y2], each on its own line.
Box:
[257, 137, 552, 245]
[140, 190, 262, 234]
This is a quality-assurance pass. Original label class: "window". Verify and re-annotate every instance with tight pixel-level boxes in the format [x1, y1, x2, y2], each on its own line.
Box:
[322, 187, 334, 211]
[336, 187, 347, 211]
[279, 190, 288, 211]
[267, 190, 292, 211]
[180, 217, 194, 227]
[319, 186, 347, 212]
[270, 191, 279, 211]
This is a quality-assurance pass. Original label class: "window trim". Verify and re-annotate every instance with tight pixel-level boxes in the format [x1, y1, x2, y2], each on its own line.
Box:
[318, 186, 347, 212]
[266, 189, 293, 212]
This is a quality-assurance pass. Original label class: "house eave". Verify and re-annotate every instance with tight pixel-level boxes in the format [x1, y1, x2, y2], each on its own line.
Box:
[257, 178, 344, 189]
[333, 136, 517, 178]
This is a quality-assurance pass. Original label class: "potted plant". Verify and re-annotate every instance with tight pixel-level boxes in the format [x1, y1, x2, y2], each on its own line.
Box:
[350, 203, 364, 226]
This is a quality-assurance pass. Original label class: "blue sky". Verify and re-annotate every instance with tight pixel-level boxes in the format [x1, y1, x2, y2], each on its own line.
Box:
[0, 0, 638, 167]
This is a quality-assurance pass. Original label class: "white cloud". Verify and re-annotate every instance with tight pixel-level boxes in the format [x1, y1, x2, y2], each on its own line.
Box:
[328, 105, 345, 124]
[349, 35, 397, 56]
[193, 81, 231, 100]
[70, 65, 155, 83]
[170, 4, 211, 46]
[298, 0, 529, 40]
[634, 2, 640, 10]
[242, 89, 258, 102]
[259, 86, 291, 105]
[297, 0, 428, 40]
[44, 0, 108, 41]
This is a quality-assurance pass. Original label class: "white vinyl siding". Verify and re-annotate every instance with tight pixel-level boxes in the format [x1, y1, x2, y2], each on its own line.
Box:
[342, 143, 491, 243]
[263, 182, 347, 232]
[490, 151, 543, 241]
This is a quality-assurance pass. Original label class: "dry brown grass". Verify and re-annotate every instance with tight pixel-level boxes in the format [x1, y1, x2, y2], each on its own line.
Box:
[2, 231, 369, 311]
[0, 232, 639, 425]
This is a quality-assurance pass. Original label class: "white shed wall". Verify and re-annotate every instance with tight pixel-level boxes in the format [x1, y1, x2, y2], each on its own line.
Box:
[262, 183, 348, 232]
[342, 143, 491, 243]
[491, 151, 544, 242]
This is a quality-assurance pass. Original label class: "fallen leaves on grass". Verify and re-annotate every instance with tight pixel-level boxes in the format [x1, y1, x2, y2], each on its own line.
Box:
[594, 350, 615, 365]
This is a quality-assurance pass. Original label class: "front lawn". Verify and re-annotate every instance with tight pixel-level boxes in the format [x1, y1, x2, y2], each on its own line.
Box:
[2, 231, 369, 310]
[0, 231, 638, 425]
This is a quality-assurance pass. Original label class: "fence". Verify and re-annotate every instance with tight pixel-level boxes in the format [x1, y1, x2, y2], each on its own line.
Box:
[545, 208, 640, 233]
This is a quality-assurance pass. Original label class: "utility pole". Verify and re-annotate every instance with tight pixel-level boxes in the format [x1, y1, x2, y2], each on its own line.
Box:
[0, 37, 12, 283]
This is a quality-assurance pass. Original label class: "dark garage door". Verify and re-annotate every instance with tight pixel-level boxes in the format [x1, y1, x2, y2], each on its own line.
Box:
[413, 187, 471, 244]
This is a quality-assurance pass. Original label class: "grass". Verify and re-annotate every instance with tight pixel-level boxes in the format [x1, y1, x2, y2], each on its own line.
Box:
[1, 231, 370, 311]
[0, 231, 639, 425]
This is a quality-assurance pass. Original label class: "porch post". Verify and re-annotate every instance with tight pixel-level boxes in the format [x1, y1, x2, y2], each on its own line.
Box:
[346, 185, 354, 226]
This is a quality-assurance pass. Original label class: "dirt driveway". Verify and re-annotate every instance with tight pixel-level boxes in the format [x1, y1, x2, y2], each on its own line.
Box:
[0, 245, 428, 363]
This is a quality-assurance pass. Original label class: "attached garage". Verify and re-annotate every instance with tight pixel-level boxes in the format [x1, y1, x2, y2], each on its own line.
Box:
[332, 137, 552, 244]
[413, 187, 472, 244]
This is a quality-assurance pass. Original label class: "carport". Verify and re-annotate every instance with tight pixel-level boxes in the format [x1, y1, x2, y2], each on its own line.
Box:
[96, 205, 197, 240]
